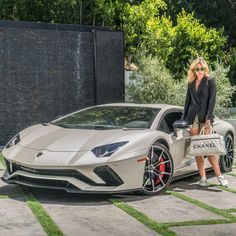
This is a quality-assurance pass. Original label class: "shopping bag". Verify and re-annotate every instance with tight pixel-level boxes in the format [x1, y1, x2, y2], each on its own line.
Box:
[188, 125, 227, 156]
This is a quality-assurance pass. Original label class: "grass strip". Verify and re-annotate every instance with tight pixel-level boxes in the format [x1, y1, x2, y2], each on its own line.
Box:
[0, 184, 25, 199]
[22, 188, 64, 236]
[162, 218, 233, 228]
[208, 183, 236, 194]
[0, 192, 24, 199]
[226, 173, 236, 178]
[110, 195, 236, 231]
[226, 208, 236, 213]
[110, 198, 178, 236]
[166, 190, 236, 221]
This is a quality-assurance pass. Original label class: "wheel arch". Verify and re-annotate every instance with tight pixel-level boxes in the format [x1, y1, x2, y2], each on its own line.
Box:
[154, 138, 169, 150]
[226, 130, 234, 141]
[219, 129, 234, 172]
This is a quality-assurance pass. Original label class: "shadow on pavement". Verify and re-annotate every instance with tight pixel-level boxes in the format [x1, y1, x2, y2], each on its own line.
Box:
[169, 171, 223, 193]
[0, 170, 225, 205]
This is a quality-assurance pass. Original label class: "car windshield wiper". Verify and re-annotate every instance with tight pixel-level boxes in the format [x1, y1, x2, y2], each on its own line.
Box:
[122, 127, 148, 130]
[52, 122, 149, 130]
[51, 123, 75, 128]
[50, 123, 123, 129]
[81, 125, 122, 129]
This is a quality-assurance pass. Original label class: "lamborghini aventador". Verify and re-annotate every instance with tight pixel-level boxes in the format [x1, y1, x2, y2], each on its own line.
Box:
[1, 103, 234, 195]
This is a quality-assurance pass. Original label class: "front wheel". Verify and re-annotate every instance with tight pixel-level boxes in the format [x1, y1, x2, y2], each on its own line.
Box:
[219, 132, 234, 172]
[141, 143, 174, 195]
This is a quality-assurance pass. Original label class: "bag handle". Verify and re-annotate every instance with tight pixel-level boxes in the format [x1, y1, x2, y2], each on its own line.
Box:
[199, 124, 214, 135]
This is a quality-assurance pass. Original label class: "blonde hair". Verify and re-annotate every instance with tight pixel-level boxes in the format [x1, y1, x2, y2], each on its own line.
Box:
[187, 57, 209, 83]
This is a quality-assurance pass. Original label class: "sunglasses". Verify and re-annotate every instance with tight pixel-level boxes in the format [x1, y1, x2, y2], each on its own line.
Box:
[194, 67, 205, 72]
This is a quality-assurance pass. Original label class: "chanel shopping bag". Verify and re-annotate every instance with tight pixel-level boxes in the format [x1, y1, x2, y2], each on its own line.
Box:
[188, 125, 227, 156]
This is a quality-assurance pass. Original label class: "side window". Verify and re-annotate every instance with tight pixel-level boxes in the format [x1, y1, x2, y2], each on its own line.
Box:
[158, 119, 170, 133]
[158, 111, 183, 134]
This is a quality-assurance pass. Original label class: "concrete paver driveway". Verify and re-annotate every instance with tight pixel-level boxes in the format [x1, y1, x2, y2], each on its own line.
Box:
[0, 160, 236, 236]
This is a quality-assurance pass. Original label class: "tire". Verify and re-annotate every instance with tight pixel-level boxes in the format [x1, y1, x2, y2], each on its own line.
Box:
[140, 142, 174, 195]
[219, 132, 234, 172]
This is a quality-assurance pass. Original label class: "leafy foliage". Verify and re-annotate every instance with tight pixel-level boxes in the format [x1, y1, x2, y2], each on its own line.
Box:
[0, 0, 119, 26]
[126, 53, 178, 104]
[126, 54, 235, 118]
[165, 0, 236, 47]
[140, 10, 227, 79]
[225, 48, 236, 106]
[120, 0, 166, 54]
[210, 60, 236, 117]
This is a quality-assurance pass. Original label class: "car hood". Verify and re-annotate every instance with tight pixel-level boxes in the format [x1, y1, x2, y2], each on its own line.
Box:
[17, 124, 152, 152]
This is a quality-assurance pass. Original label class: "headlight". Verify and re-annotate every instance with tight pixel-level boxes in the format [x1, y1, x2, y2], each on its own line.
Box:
[5, 133, 20, 148]
[91, 141, 128, 158]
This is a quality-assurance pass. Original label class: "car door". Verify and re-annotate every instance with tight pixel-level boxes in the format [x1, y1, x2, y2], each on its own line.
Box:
[157, 109, 193, 171]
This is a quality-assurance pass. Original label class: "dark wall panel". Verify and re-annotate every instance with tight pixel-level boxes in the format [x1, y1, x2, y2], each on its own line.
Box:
[0, 21, 124, 145]
[95, 30, 124, 104]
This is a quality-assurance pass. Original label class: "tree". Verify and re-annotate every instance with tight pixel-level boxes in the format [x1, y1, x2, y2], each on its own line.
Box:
[165, 0, 236, 47]
[225, 47, 236, 106]
[119, 0, 166, 54]
[0, 0, 121, 26]
[139, 10, 227, 79]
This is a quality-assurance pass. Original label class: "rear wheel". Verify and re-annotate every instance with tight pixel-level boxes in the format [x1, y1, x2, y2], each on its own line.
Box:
[219, 133, 234, 172]
[141, 143, 174, 195]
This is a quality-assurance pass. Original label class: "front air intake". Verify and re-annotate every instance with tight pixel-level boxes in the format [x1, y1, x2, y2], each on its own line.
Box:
[94, 165, 124, 186]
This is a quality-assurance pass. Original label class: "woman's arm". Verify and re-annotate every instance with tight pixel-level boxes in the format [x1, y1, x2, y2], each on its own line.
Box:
[181, 84, 191, 120]
[205, 77, 216, 121]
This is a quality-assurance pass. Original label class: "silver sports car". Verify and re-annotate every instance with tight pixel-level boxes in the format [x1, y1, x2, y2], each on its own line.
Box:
[1, 103, 234, 195]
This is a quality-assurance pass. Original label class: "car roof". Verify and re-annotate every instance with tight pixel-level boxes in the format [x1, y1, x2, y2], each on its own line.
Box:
[95, 102, 183, 110]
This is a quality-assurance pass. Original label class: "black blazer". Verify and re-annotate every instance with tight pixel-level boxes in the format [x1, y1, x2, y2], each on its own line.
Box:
[181, 76, 216, 124]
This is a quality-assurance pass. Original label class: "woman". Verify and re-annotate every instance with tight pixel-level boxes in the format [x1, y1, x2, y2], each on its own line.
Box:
[182, 57, 229, 187]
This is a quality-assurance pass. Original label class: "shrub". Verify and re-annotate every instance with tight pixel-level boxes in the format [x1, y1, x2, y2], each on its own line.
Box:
[126, 53, 176, 104]
[126, 52, 189, 105]
[126, 54, 235, 119]
[142, 10, 227, 79]
[210, 60, 236, 118]
[225, 48, 236, 106]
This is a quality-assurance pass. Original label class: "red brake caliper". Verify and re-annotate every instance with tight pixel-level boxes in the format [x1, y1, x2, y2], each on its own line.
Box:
[155, 157, 165, 184]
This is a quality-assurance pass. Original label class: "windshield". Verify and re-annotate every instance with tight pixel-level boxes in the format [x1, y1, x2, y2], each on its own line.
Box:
[51, 106, 160, 129]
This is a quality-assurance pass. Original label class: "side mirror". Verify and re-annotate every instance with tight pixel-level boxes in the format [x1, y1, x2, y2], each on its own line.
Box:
[173, 119, 190, 137]
[173, 119, 189, 129]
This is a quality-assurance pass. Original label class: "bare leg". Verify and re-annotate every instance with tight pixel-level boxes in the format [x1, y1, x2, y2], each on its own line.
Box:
[190, 126, 206, 178]
[204, 126, 222, 177]
[207, 156, 221, 176]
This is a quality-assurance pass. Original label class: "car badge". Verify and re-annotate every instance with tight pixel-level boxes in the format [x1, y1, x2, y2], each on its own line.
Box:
[36, 152, 43, 158]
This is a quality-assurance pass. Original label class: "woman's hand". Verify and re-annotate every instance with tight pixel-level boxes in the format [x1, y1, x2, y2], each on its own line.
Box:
[204, 119, 211, 128]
